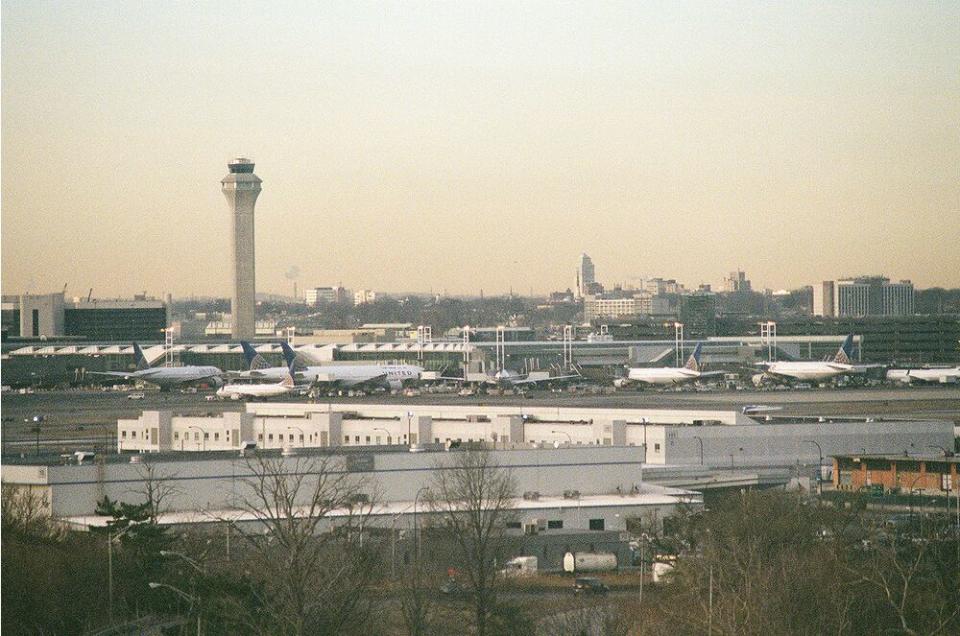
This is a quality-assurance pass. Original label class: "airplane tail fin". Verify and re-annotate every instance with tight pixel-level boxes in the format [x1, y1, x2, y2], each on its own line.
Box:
[683, 343, 703, 372]
[280, 372, 295, 388]
[240, 341, 271, 370]
[132, 342, 151, 371]
[834, 335, 854, 365]
[280, 342, 307, 373]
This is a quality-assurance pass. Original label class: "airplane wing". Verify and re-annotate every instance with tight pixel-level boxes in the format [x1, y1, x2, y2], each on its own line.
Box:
[88, 371, 139, 379]
[510, 373, 582, 385]
[311, 372, 389, 388]
[697, 371, 727, 378]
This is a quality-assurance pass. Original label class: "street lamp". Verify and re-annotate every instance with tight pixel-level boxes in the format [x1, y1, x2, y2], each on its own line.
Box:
[160, 550, 206, 574]
[803, 440, 824, 495]
[406, 412, 414, 447]
[287, 426, 305, 447]
[413, 486, 430, 561]
[551, 430, 573, 445]
[374, 427, 392, 445]
[107, 524, 135, 624]
[692, 435, 705, 466]
[188, 425, 206, 451]
[148, 582, 201, 635]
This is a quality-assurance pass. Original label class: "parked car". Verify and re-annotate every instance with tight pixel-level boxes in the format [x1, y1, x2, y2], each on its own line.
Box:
[127, 392, 145, 400]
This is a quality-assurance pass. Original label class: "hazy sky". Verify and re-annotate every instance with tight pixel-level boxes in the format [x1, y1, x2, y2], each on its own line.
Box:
[3, 1, 958, 298]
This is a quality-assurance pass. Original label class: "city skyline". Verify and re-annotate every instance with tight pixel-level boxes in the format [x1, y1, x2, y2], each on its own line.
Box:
[3, 2, 959, 298]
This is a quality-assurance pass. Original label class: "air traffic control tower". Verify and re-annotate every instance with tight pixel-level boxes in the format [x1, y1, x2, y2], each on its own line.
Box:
[221, 158, 262, 340]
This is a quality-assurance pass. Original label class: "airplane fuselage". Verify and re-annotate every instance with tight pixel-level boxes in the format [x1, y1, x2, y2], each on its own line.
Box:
[764, 361, 854, 382]
[886, 367, 960, 384]
[242, 363, 422, 387]
[119, 366, 223, 389]
[217, 382, 293, 400]
[626, 367, 702, 385]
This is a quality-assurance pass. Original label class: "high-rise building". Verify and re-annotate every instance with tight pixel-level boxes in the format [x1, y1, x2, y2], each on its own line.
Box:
[723, 270, 751, 293]
[813, 281, 835, 316]
[831, 276, 915, 317]
[577, 254, 595, 298]
[881, 280, 914, 316]
[221, 158, 262, 340]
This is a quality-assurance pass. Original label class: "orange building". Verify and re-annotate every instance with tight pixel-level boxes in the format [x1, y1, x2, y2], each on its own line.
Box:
[833, 454, 959, 495]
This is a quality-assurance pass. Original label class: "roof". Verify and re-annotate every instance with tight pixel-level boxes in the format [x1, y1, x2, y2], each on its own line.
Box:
[831, 453, 960, 464]
[57, 489, 701, 530]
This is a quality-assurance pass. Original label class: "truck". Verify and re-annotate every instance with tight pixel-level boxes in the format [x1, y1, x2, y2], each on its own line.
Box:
[500, 556, 538, 577]
[562, 552, 618, 574]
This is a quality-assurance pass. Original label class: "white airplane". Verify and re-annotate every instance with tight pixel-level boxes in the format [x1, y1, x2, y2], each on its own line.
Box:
[886, 366, 960, 385]
[754, 335, 859, 385]
[467, 367, 583, 388]
[617, 343, 722, 386]
[281, 343, 423, 391]
[90, 343, 222, 391]
[217, 372, 297, 400]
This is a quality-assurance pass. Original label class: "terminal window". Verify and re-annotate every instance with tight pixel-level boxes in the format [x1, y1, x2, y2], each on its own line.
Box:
[548, 520, 563, 529]
[121, 431, 127, 439]
[589, 519, 605, 531]
[214, 433, 219, 441]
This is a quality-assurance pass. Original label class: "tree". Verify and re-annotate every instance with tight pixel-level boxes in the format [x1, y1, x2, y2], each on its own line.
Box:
[221, 452, 379, 636]
[426, 449, 516, 636]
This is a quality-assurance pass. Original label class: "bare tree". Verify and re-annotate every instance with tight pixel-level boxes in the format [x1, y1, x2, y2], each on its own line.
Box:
[426, 449, 516, 636]
[131, 460, 182, 522]
[0, 483, 60, 540]
[222, 452, 379, 636]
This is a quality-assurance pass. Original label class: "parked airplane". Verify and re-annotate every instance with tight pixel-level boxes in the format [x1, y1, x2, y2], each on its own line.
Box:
[216, 372, 297, 400]
[465, 367, 583, 388]
[617, 343, 722, 386]
[90, 343, 222, 391]
[886, 366, 960, 385]
[281, 342, 423, 391]
[753, 335, 859, 385]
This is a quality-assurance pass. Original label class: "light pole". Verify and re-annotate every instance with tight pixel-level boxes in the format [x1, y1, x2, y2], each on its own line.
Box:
[107, 524, 134, 624]
[160, 550, 206, 574]
[803, 440, 823, 495]
[188, 425, 206, 451]
[374, 427, 391, 445]
[413, 486, 429, 562]
[148, 582, 201, 635]
[693, 435, 704, 466]
[551, 430, 573, 445]
[406, 411, 415, 447]
[287, 426, 305, 447]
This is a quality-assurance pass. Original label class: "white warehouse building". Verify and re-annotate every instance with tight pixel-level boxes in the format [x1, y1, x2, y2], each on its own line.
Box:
[116, 403, 954, 473]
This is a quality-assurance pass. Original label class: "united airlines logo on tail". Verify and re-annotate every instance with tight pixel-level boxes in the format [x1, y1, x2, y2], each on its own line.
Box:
[241, 341, 272, 370]
[280, 342, 308, 372]
[683, 343, 703, 373]
[132, 342, 151, 371]
[834, 335, 854, 365]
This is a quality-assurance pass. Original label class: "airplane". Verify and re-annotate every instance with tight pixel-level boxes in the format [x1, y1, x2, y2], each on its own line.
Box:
[465, 366, 583, 389]
[616, 343, 723, 387]
[281, 342, 423, 391]
[216, 371, 297, 400]
[886, 366, 960, 385]
[753, 335, 860, 385]
[233, 341, 289, 381]
[90, 343, 223, 391]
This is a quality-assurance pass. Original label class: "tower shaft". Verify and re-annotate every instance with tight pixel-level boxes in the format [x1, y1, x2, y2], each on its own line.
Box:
[221, 158, 262, 340]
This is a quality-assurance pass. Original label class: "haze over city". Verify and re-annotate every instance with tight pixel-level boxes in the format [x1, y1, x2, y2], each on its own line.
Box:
[3, 1, 958, 298]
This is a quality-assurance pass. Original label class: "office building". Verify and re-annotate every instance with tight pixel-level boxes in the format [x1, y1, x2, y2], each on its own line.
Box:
[723, 270, 751, 293]
[577, 253, 595, 298]
[833, 276, 915, 317]
[221, 158, 262, 340]
[305, 286, 348, 305]
[813, 281, 835, 317]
